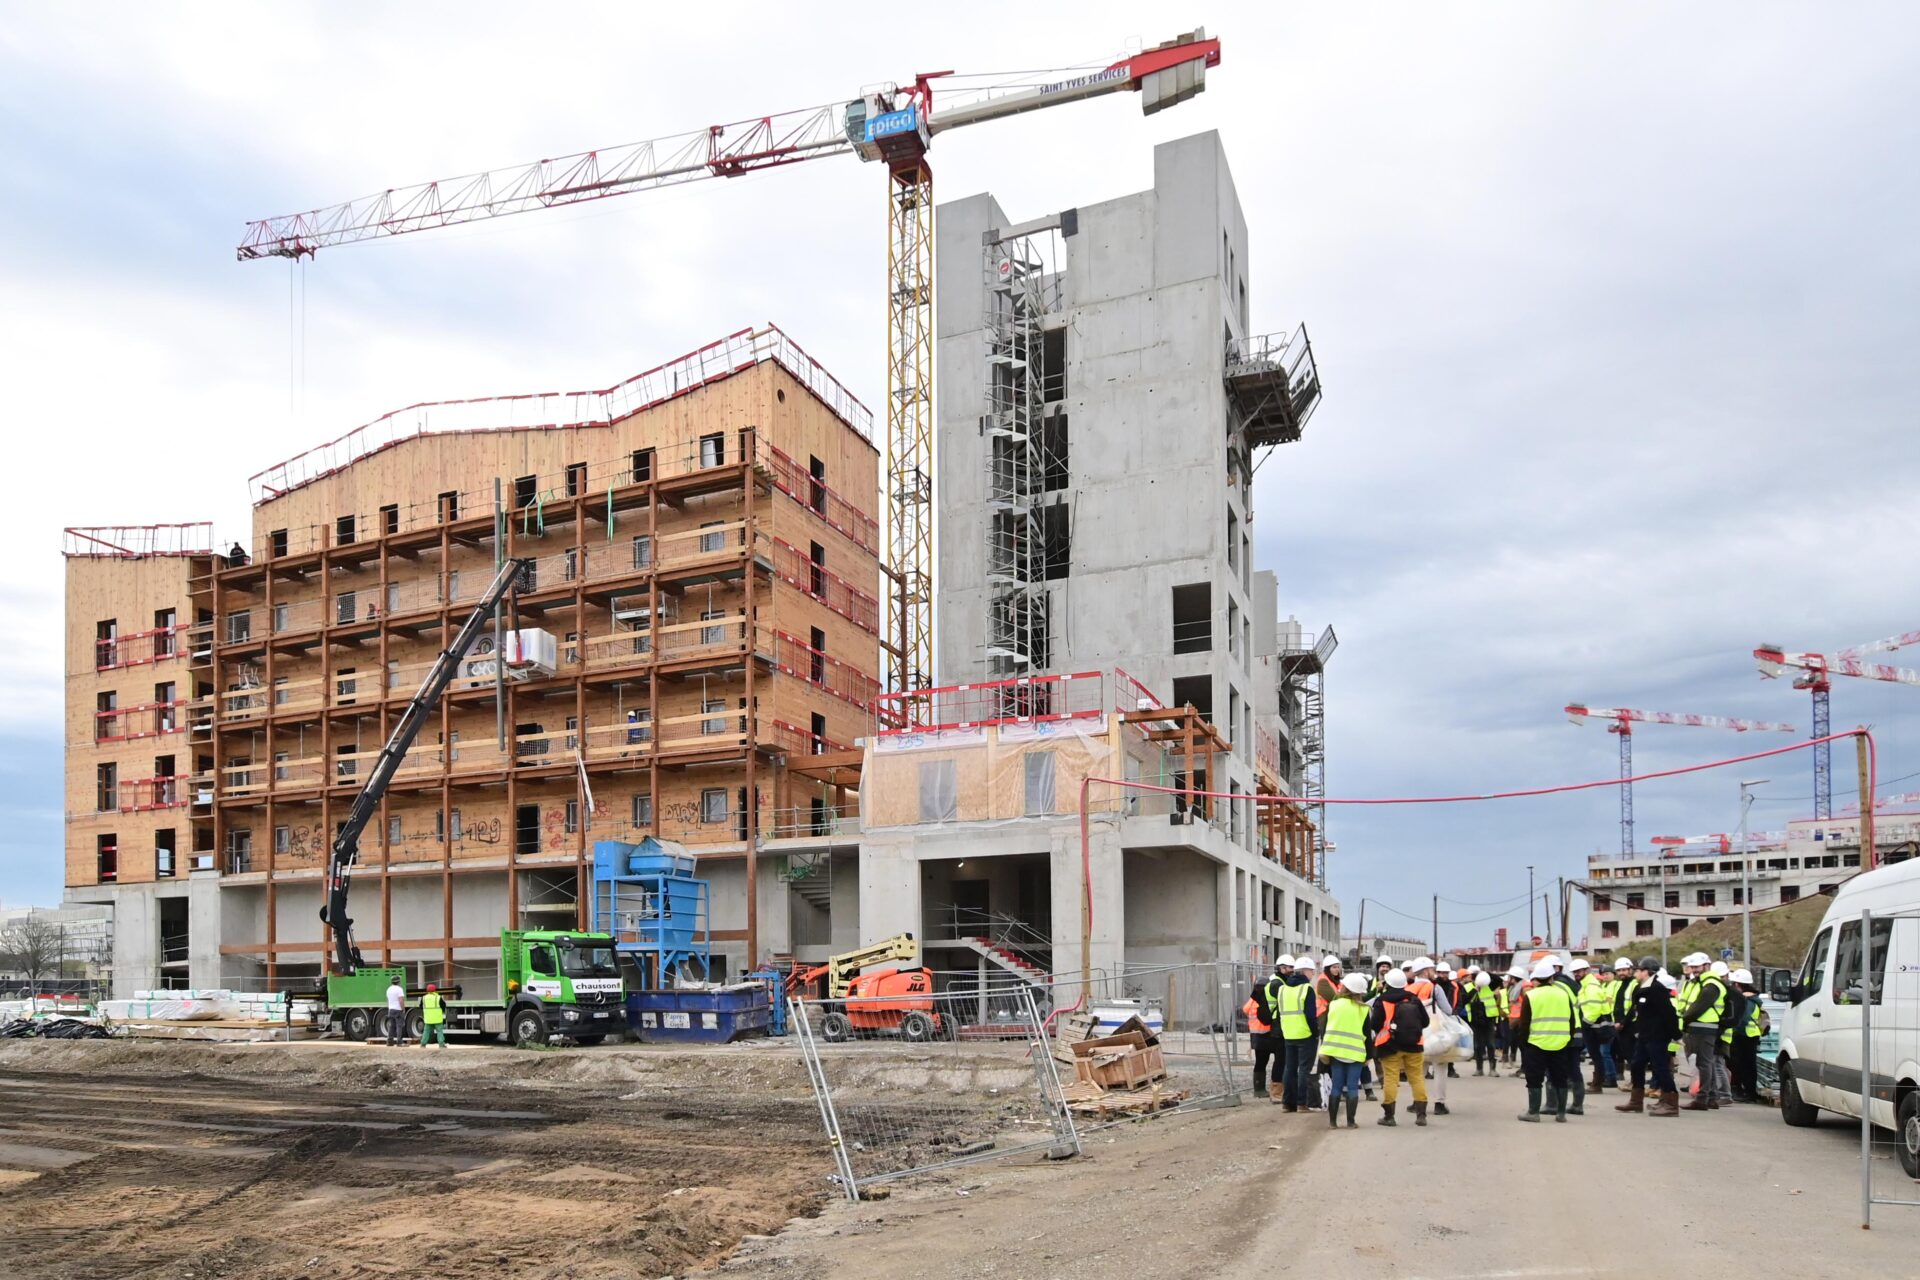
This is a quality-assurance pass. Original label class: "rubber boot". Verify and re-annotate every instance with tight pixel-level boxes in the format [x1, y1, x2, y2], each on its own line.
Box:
[1554, 1089, 1568, 1123]
[1544, 1085, 1562, 1119]
[1328, 1098, 1341, 1128]
[1568, 1074, 1586, 1115]
[1376, 1102, 1397, 1127]
[1517, 1085, 1542, 1122]
[1614, 1087, 1646, 1113]
[1345, 1096, 1359, 1129]
[1413, 1100, 1428, 1127]
[1649, 1090, 1680, 1117]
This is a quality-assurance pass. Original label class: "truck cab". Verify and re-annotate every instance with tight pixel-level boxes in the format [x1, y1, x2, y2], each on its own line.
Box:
[496, 929, 625, 1045]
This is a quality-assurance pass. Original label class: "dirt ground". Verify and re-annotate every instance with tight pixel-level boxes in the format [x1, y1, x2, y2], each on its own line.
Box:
[0, 1038, 842, 1280]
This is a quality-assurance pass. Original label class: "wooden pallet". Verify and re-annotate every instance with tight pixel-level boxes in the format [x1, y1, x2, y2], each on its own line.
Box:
[1061, 1079, 1190, 1118]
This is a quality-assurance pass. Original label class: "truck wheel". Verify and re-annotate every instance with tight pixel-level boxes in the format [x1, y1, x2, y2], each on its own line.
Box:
[1779, 1057, 1818, 1128]
[900, 1011, 934, 1042]
[819, 1012, 852, 1043]
[405, 1010, 426, 1041]
[510, 1008, 549, 1047]
[341, 1008, 373, 1042]
[1899, 1090, 1920, 1180]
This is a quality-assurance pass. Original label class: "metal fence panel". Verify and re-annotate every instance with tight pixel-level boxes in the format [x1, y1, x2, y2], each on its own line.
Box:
[1855, 908, 1920, 1226]
[790, 987, 1078, 1201]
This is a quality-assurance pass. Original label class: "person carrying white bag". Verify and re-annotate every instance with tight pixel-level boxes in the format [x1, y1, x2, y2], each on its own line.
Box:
[1406, 957, 1461, 1117]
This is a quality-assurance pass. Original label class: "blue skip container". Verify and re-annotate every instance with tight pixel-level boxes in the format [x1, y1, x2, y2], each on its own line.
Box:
[626, 984, 771, 1044]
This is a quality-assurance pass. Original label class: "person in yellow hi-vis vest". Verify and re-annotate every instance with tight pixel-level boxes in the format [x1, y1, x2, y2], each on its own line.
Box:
[420, 983, 448, 1049]
[1515, 960, 1575, 1123]
[1317, 973, 1372, 1130]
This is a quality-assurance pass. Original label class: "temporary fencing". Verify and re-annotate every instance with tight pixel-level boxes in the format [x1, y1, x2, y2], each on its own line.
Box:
[1845, 907, 1920, 1227]
[790, 986, 1080, 1201]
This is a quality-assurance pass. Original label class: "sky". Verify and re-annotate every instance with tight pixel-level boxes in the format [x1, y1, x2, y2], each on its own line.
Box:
[3, 4, 1918, 946]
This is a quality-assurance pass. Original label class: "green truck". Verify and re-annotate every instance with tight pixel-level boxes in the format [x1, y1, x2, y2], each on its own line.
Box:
[326, 929, 626, 1046]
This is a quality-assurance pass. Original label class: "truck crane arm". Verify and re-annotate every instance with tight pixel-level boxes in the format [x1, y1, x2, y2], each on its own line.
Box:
[321, 557, 531, 975]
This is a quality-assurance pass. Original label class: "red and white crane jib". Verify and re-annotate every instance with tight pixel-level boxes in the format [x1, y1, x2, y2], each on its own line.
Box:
[1836, 629, 1920, 661]
[1650, 832, 1789, 854]
[1754, 646, 1920, 688]
[1564, 704, 1799, 735]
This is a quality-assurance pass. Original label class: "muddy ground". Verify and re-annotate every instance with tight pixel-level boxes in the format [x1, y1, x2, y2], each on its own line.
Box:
[0, 1037, 945, 1280]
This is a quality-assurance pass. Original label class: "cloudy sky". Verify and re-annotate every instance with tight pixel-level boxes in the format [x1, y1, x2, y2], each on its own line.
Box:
[4, 4, 1917, 946]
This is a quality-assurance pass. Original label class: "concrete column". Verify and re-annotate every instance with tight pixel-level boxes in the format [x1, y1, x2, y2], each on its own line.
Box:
[1050, 827, 1122, 987]
[110, 886, 157, 999]
[187, 872, 223, 990]
[858, 836, 922, 949]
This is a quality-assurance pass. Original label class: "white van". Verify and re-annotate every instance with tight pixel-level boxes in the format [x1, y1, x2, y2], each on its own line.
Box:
[1775, 858, 1920, 1176]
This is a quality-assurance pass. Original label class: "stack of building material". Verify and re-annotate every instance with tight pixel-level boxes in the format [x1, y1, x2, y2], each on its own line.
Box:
[1053, 1014, 1188, 1117]
[98, 989, 320, 1040]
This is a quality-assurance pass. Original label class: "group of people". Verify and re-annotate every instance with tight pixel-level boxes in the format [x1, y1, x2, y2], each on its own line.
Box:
[1243, 948, 1769, 1127]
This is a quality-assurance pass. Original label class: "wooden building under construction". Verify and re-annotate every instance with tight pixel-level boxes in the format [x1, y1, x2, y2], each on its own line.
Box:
[64, 326, 878, 992]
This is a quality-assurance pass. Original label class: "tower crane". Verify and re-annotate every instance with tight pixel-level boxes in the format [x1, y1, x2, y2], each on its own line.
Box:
[1754, 630, 1920, 820]
[1564, 704, 1798, 856]
[236, 30, 1222, 699]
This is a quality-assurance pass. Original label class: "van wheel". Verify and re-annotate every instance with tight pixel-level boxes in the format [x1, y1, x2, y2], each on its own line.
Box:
[1898, 1090, 1920, 1180]
[1780, 1057, 1818, 1128]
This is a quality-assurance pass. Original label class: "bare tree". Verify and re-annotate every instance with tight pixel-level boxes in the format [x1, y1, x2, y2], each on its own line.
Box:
[0, 915, 66, 991]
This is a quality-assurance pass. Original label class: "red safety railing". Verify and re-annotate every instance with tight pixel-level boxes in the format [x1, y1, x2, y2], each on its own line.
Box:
[765, 630, 886, 713]
[766, 537, 880, 634]
[95, 623, 191, 671]
[63, 523, 215, 559]
[761, 444, 880, 554]
[94, 700, 189, 742]
[1112, 666, 1163, 713]
[117, 775, 190, 812]
[769, 718, 854, 757]
[874, 669, 1111, 735]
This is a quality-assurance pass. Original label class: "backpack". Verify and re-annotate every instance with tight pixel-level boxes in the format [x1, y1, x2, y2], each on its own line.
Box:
[1389, 995, 1426, 1053]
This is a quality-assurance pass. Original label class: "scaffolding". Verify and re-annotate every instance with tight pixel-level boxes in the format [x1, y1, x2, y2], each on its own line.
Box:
[1279, 625, 1338, 889]
[981, 222, 1066, 697]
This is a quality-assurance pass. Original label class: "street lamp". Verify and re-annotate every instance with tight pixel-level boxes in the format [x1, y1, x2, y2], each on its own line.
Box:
[1739, 778, 1768, 968]
[1527, 864, 1536, 938]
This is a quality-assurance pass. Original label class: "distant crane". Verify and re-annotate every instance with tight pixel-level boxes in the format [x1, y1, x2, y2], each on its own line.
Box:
[1838, 791, 1920, 816]
[1565, 704, 1798, 856]
[235, 30, 1222, 699]
[1754, 629, 1920, 820]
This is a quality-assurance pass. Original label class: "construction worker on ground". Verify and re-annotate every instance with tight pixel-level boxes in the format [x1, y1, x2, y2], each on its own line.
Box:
[420, 983, 448, 1049]
[1503, 965, 1529, 1074]
[1616, 955, 1681, 1116]
[1314, 954, 1344, 1013]
[1468, 969, 1500, 1075]
[1370, 955, 1393, 997]
[1515, 959, 1576, 1123]
[1318, 973, 1372, 1129]
[1406, 958, 1453, 1116]
[1677, 952, 1729, 1111]
[1242, 959, 1286, 1103]
[1608, 957, 1637, 1082]
[1276, 954, 1322, 1111]
[1366, 968, 1431, 1127]
[1705, 959, 1737, 1106]
[1434, 963, 1465, 1079]
[384, 974, 407, 1047]
[1727, 968, 1767, 1103]
[1549, 957, 1588, 1115]
[1577, 958, 1617, 1092]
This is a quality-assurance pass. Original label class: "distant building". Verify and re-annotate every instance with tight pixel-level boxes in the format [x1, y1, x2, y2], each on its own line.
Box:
[1342, 934, 1427, 966]
[1582, 812, 1918, 946]
[0, 901, 113, 992]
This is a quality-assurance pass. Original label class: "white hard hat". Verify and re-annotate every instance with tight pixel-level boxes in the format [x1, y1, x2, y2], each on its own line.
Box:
[1658, 972, 1680, 991]
[1322, 954, 1342, 969]
[1384, 969, 1408, 989]
[1530, 960, 1558, 981]
[1683, 951, 1710, 967]
[1548, 954, 1567, 969]
[1731, 968, 1754, 985]
[1613, 957, 1634, 971]
[1375, 955, 1393, 966]
[1436, 962, 1454, 976]
[1409, 956, 1435, 972]
[1708, 960, 1731, 978]
[1568, 958, 1590, 974]
[1341, 973, 1369, 994]
[1275, 955, 1296, 968]
[1295, 955, 1319, 971]
[1475, 973, 1492, 989]
[1465, 964, 1481, 974]
[1507, 966, 1527, 979]
[1401, 959, 1417, 971]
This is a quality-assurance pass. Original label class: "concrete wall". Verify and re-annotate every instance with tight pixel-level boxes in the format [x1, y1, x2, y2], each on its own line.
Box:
[1122, 848, 1221, 967]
